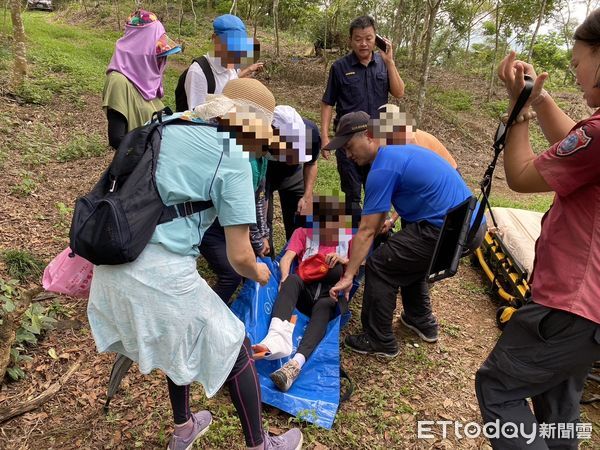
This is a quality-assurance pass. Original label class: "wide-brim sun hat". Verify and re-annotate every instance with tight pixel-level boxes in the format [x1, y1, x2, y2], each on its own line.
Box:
[193, 78, 280, 147]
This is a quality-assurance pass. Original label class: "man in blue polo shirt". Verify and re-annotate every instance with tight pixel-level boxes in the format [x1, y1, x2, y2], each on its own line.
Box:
[320, 15, 404, 214]
[328, 112, 485, 357]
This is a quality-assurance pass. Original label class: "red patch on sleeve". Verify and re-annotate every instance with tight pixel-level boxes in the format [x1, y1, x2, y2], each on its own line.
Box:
[557, 127, 592, 157]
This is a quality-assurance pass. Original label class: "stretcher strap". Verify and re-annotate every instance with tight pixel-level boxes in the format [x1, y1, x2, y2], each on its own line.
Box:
[468, 76, 534, 242]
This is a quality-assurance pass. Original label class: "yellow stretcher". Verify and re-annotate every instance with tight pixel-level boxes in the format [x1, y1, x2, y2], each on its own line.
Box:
[472, 207, 542, 329]
[474, 230, 530, 328]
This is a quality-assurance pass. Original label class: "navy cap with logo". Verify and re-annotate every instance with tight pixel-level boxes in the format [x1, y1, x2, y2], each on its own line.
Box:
[323, 111, 369, 150]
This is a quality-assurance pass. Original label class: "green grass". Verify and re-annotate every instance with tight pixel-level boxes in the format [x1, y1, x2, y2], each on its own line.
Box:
[484, 99, 509, 119]
[57, 133, 108, 162]
[17, 12, 206, 111]
[431, 88, 473, 112]
[10, 172, 37, 197]
[489, 193, 553, 213]
[22, 13, 119, 100]
[2, 249, 45, 283]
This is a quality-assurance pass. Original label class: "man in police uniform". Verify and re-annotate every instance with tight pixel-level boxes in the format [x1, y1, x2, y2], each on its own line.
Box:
[320, 15, 404, 213]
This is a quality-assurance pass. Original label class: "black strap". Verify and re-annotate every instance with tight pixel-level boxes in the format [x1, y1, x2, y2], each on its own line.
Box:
[339, 365, 354, 402]
[196, 56, 216, 95]
[159, 199, 214, 224]
[467, 76, 534, 242]
[151, 106, 173, 124]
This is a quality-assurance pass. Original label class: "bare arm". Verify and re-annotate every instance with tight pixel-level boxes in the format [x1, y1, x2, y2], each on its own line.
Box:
[320, 102, 334, 158]
[498, 51, 575, 145]
[503, 122, 552, 193]
[344, 213, 385, 277]
[238, 62, 264, 78]
[380, 37, 404, 98]
[297, 162, 318, 214]
[279, 249, 297, 283]
[533, 94, 576, 145]
[330, 213, 386, 299]
[497, 53, 553, 193]
[224, 224, 270, 284]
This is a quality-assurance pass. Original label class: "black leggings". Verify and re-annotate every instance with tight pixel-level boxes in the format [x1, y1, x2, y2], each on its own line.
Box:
[166, 338, 264, 447]
[272, 264, 343, 360]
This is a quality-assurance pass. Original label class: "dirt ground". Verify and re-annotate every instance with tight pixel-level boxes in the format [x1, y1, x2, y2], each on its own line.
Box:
[1, 31, 599, 450]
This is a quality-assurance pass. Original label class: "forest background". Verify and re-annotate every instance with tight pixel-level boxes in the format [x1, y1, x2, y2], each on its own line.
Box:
[0, 0, 598, 449]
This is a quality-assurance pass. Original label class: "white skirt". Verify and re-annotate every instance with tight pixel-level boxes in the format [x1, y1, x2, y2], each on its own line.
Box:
[87, 244, 245, 397]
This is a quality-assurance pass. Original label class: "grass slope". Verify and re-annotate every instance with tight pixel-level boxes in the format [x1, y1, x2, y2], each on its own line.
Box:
[0, 10, 597, 450]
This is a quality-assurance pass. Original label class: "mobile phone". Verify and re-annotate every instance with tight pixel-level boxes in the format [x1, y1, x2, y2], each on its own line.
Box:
[375, 34, 387, 53]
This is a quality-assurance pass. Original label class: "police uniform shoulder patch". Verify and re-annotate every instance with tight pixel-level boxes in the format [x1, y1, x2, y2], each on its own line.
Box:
[557, 127, 592, 157]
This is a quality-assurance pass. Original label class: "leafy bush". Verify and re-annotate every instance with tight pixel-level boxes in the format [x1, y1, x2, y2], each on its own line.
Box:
[484, 99, 509, 119]
[57, 133, 107, 162]
[10, 172, 37, 197]
[3, 249, 45, 283]
[431, 89, 473, 112]
[1, 279, 57, 381]
[15, 81, 53, 105]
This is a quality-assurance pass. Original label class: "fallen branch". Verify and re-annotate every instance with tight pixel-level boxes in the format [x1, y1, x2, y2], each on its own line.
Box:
[0, 354, 84, 423]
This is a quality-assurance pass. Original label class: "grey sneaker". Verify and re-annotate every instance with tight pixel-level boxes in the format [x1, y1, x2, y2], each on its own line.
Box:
[270, 360, 301, 392]
[167, 410, 212, 450]
[264, 428, 303, 450]
[400, 312, 439, 343]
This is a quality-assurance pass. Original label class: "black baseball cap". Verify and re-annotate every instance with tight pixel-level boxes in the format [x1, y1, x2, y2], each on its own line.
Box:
[323, 111, 369, 150]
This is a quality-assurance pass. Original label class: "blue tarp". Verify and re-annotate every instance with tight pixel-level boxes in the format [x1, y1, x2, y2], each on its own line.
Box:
[231, 257, 343, 429]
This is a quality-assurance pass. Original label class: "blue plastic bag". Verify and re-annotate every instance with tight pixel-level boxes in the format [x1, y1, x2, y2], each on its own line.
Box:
[231, 257, 342, 429]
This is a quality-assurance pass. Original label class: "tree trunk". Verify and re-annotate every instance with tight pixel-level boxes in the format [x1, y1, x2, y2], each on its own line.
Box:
[393, 0, 405, 56]
[113, 0, 121, 31]
[487, 1, 501, 102]
[178, 0, 183, 38]
[206, 0, 212, 10]
[415, 0, 442, 126]
[9, 0, 26, 89]
[465, 24, 472, 52]
[527, 0, 548, 62]
[273, 0, 280, 57]
[189, 0, 197, 32]
[229, 0, 237, 15]
[409, 17, 420, 65]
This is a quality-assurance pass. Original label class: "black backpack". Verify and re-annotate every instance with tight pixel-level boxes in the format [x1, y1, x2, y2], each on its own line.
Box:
[174, 56, 216, 112]
[69, 108, 214, 265]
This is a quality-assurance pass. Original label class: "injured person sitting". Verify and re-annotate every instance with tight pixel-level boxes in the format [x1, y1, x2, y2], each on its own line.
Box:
[252, 193, 357, 392]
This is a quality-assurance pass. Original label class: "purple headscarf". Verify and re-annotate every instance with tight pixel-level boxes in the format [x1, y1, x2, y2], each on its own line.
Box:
[106, 18, 167, 101]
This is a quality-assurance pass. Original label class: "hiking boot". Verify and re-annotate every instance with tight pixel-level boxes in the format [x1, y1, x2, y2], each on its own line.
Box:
[344, 333, 399, 358]
[263, 428, 303, 450]
[167, 410, 212, 450]
[400, 312, 439, 343]
[270, 360, 301, 392]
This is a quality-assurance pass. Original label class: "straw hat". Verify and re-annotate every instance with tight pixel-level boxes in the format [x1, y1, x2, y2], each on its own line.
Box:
[192, 79, 281, 148]
[222, 78, 276, 121]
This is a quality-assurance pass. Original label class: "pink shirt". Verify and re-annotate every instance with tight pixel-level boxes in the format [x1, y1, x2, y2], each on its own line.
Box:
[287, 228, 351, 261]
[532, 112, 600, 324]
